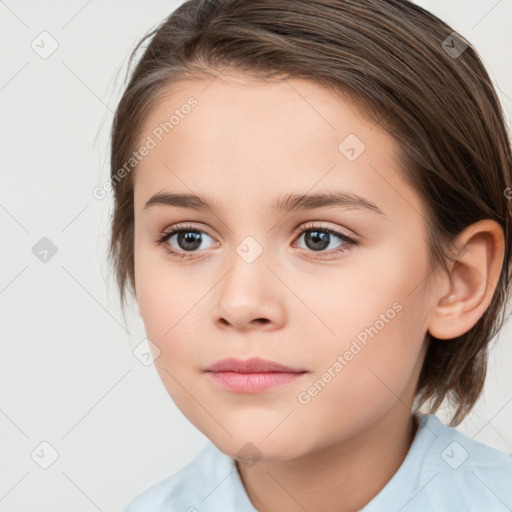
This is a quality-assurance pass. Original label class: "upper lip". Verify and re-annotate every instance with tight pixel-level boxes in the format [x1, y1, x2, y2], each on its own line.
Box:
[205, 357, 306, 373]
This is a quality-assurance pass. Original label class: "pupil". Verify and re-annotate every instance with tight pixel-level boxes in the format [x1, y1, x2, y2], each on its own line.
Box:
[306, 230, 329, 251]
[178, 231, 202, 251]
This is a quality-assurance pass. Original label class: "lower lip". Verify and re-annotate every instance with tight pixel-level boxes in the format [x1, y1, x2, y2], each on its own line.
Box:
[206, 371, 306, 393]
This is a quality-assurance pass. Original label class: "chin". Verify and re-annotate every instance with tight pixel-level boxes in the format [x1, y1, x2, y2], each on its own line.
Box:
[208, 429, 310, 463]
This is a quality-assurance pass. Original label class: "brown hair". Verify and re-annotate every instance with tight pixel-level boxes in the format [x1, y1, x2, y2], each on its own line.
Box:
[108, 0, 512, 425]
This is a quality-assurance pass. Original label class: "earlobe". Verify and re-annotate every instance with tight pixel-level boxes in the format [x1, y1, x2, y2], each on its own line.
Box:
[427, 219, 505, 340]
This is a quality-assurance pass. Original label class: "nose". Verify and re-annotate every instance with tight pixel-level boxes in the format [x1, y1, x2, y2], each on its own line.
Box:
[211, 251, 286, 332]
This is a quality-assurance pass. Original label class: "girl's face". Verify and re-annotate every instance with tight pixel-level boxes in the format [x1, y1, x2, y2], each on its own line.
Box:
[132, 73, 437, 460]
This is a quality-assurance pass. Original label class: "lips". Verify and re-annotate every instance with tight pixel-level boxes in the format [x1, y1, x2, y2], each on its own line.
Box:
[204, 357, 307, 393]
[205, 356, 306, 373]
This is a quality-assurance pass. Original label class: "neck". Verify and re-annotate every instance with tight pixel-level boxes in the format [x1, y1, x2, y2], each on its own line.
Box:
[236, 407, 419, 512]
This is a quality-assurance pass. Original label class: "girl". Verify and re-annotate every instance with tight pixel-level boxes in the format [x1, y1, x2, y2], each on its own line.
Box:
[108, 0, 512, 510]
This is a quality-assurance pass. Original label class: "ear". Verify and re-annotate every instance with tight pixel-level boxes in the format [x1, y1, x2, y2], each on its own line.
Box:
[427, 219, 505, 340]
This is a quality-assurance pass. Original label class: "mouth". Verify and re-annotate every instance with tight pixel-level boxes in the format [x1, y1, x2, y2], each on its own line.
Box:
[204, 357, 308, 393]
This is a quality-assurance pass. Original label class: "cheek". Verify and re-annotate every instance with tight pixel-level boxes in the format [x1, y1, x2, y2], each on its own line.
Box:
[134, 242, 189, 354]
[134, 243, 217, 381]
[135, 232, 184, 325]
[136, 271, 196, 354]
[134, 257, 204, 415]
[292, 286, 427, 449]
[313, 243, 430, 393]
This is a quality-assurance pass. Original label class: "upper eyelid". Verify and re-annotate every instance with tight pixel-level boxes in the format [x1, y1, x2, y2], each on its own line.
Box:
[158, 223, 358, 261]
[297, 221, 357, 239]
[161, 222, 357, 243]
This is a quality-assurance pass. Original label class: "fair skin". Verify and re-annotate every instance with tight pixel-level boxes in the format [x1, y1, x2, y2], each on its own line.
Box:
[131, 72, 504, 512]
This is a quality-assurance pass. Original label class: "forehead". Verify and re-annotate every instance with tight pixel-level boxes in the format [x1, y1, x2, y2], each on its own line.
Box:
[132, 73, 422, 220]
[137, 73, 376, 152]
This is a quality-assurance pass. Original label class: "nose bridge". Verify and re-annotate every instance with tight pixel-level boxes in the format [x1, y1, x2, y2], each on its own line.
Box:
[235, 233, 267, 267]
[212, 230, 284, 328]
[223, 232, 271, 295]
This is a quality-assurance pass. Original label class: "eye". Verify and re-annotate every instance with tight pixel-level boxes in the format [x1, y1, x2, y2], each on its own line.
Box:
[156, 223, 217, 259]
[292, 222, 357, 259]
[156, 222, 358, 260]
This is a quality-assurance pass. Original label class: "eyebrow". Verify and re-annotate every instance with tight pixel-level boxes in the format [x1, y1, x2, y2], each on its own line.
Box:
[272, 191, 384, 215]
[143, 191, 384, 215]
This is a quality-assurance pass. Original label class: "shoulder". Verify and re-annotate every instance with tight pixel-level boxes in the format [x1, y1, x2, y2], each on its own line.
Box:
[122, 442, 222, 512]
[415, 414, 512, 511]
[122, 440, 256, 512]
[420, 412, 512, 472]
[363, 413, 512, 512]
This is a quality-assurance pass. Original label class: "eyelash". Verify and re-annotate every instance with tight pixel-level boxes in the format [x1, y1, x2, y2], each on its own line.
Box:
[155, 222, 358, 260]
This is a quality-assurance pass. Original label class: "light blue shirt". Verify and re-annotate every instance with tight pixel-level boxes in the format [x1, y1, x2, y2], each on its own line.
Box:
[123, 413, 512, 511]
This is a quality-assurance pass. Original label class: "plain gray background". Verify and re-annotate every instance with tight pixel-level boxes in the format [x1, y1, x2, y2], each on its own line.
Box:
[1, 0, 511, 510]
